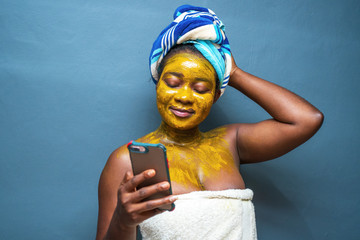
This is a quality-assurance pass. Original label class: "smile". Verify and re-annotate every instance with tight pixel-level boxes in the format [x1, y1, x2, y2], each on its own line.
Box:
[169, 106, 195, 118]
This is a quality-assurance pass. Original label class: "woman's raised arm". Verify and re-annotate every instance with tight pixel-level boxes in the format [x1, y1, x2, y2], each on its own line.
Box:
[229, 57, 324, 164]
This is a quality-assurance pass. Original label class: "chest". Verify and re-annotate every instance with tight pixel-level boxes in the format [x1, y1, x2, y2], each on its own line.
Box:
[165, 142, 236, 189]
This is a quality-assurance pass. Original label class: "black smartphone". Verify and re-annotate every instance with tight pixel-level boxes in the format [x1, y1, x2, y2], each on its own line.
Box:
[127, 141, 175, 211]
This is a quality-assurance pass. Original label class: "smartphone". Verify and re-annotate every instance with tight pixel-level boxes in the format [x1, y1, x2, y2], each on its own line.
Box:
[127, 141, 175, 211]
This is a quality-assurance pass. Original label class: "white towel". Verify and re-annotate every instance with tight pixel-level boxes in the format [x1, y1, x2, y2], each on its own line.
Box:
[139, 189, 257, 240]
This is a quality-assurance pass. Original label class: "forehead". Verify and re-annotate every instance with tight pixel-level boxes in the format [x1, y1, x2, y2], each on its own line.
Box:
[161, 52, 216, 81]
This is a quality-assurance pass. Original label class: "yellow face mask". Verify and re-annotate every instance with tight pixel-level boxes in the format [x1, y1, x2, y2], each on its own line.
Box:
[156, 52, 218, 130]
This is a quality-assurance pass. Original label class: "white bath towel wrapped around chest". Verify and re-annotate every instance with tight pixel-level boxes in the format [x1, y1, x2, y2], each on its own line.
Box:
[139, 189, 257, 240]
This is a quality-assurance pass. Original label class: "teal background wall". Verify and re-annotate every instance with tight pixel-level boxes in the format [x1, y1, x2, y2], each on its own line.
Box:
[1, 0, 359, 239]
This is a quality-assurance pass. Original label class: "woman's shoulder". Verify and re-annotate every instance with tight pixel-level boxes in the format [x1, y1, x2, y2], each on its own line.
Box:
[105, 131, 157, 163]
[104, 144, 131, 174]
[103, 131, 161, 176]
[203, 124, 240, 142]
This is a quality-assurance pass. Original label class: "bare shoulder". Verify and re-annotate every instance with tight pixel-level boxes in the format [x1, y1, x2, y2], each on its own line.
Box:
[101, 145, 131, 181]
[205, 124, 243, 144]
[204, 124, 244, 166]
[100, 131, 157, 185]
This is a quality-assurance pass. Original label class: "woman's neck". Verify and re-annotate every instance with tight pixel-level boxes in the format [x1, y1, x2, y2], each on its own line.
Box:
[155, 122, 202, 145]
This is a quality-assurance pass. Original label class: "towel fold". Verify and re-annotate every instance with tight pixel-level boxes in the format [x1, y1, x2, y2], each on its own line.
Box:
[140, 189, 257, 240]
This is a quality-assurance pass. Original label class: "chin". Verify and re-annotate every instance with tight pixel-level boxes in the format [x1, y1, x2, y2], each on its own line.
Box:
[164, 113, 209, 130]
[165, 119, 198, 130]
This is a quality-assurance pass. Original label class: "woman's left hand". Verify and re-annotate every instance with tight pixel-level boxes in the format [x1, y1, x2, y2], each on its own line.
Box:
[229, 55, 241, 87]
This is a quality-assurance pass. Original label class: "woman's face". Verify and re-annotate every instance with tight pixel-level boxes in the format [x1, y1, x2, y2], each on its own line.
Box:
[156, 52, 218, 130]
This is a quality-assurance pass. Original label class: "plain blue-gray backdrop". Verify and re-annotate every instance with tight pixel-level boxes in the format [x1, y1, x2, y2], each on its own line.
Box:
[1, 0, 359, 239]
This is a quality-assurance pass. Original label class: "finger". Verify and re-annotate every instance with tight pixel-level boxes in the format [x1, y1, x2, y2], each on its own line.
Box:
[134, 195, 177, 214]
[124, 169, 156, 192]
[121, 171, 133, 185]
[130, 181, 170, 203]
[118, 171, 134, 198]
[137, 208, 165, 222]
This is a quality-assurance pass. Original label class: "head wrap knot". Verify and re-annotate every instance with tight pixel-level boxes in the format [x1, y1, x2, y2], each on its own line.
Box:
[149, 5, 232, 96]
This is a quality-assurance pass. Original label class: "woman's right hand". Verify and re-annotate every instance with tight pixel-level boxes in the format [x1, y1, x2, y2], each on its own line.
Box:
[114, 169, 177, 230]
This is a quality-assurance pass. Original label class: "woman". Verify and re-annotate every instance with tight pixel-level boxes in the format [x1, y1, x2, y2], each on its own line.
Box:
[96, 5, 323, 240]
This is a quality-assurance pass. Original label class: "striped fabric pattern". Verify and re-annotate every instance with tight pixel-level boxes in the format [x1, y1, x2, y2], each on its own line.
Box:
[149, 5, 232, 96]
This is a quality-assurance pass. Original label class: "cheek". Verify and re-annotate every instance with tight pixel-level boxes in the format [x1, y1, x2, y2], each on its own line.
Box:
[156, 84, 174, 107]
[194, 95, 214, 113]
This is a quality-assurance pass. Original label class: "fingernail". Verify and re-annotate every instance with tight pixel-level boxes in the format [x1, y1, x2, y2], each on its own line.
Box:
[147, 170, 155, 177]
[169, 196, 177, 202]
[160, 182, 169, 189]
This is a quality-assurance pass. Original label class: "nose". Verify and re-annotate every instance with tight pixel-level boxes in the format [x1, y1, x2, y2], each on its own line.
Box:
[174, 86, 194, 105]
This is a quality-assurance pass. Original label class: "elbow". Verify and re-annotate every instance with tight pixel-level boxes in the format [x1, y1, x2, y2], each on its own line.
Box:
[302, 109, 324, 134]
[312, 110, 324, 129]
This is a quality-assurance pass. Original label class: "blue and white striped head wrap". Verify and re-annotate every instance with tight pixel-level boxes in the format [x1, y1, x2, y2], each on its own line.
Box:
[149, 5, 232, 96]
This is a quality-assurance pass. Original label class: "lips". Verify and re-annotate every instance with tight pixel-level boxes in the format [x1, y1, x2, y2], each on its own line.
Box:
[169, 106, 195, 118]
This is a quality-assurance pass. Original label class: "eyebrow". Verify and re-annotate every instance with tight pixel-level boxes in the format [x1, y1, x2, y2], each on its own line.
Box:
[195, 77, 212, 84]
[164, 72, 184, 78]
[164, 72, 213, 85]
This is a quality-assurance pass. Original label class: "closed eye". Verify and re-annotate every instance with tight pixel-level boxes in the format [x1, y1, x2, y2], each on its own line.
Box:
[194, 88, 209, 94]
[193, 83, 211, 94]
[164, 78, 181, 88]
